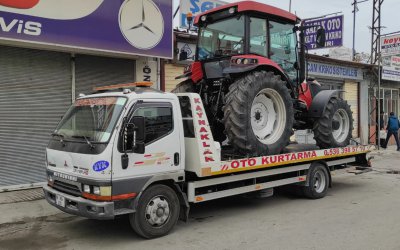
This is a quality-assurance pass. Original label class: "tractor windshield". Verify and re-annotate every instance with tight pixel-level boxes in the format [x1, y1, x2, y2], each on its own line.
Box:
[197, 15, 245, 60]
[269, 21, 297, 81]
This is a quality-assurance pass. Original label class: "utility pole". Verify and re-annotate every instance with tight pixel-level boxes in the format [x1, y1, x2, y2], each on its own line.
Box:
[368, 0, 384, 148]
[352, 0, 368, 61]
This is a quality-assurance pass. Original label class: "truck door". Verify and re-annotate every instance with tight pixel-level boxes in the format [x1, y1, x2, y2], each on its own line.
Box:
[112, 101, 182, 180]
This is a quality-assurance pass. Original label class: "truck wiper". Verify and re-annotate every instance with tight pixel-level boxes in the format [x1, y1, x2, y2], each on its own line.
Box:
[72, 135, 95, 149]
[51, 132, 66, 146]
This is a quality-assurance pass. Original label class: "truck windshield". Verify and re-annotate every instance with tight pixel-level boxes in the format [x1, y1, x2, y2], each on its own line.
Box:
[197, 15, 245, 60]
[54, 97, 127, 143]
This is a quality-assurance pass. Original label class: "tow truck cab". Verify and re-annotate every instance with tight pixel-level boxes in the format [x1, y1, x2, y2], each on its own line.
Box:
[43, 83, 187, 219]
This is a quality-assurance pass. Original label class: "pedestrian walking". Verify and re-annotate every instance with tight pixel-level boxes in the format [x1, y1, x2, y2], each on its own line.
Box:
[382, 112, 400, 151]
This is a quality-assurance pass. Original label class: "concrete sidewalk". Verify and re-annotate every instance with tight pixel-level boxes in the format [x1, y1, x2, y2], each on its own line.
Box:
[0, 146, 398, 227]
[0, 188, 61, 225]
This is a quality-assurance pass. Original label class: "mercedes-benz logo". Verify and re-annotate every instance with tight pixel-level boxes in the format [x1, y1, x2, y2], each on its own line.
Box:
[119, 0, 164, 50]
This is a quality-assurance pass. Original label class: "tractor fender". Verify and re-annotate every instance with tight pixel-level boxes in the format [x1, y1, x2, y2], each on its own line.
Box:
[223, 64, 258, 74]
[308, 90, 344, 118]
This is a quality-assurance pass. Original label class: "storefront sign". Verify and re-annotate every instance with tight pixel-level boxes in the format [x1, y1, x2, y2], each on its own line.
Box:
[381, 34, 400, 56]
[390, 56, 400, 70]
[0, 0, 173, 58]
[177, 42, 197, 62]
[304, 15, 344, 50]
[136, 58, 158, 83]
[179, 0, 227, 28]
[382, 66, 400, 81]
[308, 61, 363, 80]
[381, 34, 400, 81]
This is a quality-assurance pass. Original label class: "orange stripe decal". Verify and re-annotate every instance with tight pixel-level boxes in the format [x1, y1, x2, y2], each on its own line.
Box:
[82, 192, 137, 201]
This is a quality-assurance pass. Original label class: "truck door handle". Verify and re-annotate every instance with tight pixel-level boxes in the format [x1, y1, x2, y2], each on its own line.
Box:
[174, 153, 179, 166]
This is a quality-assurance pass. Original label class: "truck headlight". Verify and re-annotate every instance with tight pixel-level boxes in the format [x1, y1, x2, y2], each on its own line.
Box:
[93, 186, 100, 195]
[83, 184, 91, 193]
[47, 174, 54, 186]
[100, 186, 112, 196]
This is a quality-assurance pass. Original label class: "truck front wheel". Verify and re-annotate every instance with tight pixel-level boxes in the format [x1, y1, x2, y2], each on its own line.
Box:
[129, 184, 180, 239]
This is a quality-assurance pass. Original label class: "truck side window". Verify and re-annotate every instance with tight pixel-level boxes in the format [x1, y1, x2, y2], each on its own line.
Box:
[178, 96, 195, 138]
[132, 106, 173, 144]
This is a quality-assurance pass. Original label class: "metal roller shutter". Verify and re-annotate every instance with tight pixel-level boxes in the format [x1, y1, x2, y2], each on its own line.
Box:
[344, 81, 359, 138]
[315, 77, 344, 90]
[75, 55, 135, 97]
[0, 46, 71, 187]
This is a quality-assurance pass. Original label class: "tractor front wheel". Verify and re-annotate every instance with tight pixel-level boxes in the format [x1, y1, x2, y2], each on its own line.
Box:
[313, 97, 353, 148]
[223, 71, 294, 156]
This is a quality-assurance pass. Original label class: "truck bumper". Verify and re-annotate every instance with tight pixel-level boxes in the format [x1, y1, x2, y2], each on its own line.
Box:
[43, 185, 115, 220]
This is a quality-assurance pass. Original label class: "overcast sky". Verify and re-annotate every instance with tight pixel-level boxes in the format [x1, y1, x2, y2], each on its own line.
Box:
[173, 0, 400, 54]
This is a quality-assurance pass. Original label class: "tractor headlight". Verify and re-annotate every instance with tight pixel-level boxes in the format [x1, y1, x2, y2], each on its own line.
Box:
[201, 15, 207, 22]
[232, 57, 258, 65]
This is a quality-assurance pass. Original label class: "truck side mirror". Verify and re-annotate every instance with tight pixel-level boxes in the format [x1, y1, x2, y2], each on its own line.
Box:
[132, 116, 145, 143]
[122, 116, 146, 154]
[316, 27, 326, 48]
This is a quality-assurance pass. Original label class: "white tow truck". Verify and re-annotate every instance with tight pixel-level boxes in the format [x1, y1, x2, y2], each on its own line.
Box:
[43, 82, 374, 238]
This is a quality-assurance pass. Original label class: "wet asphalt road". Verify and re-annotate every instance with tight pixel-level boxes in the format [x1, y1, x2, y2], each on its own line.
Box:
[1, 150, 400, 250]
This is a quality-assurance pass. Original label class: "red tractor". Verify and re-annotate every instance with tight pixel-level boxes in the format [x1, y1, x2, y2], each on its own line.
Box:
[174, 1, 353, 156]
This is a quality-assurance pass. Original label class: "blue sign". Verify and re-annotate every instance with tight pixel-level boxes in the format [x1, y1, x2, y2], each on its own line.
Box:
[308, 62, 363, 80]
[0, 0, 173, 58]
[304, 15, 344, 50]
[93, 161, 110, 172]
[180, 0, 227, 28]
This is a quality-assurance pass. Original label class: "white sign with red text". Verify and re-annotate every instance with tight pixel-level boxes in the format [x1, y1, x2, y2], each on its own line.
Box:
[381, 34, 400, 57]
[191, 96, 219, 167]
[210, 145, 375, 175]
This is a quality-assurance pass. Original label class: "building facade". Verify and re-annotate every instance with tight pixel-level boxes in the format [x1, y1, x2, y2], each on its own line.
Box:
[0, 0, 172, 189]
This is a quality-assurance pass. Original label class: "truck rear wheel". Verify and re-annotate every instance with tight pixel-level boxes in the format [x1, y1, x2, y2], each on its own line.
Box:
[223, 71, 294, 155]
[313, 97, 353, 149]
[129, 184, 180, 239]
[303, 164, 329, 199]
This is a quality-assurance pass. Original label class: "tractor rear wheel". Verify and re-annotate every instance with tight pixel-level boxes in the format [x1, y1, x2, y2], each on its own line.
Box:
[313, 97, 353, 148]
[223, 71, 294, 156]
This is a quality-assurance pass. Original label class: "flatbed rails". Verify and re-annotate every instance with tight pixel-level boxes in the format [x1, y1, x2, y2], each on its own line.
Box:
[187, 144, 374, 203]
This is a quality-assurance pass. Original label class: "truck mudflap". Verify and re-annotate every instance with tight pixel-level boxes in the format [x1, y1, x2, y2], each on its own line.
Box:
[43, 185, 115, 220]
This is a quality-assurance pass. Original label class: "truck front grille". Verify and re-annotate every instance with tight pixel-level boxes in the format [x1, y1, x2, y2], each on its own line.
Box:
[53, 180, 81, 197]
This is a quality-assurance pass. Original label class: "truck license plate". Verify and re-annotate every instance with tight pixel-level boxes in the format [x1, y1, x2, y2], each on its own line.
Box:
[55, 194, 65, 207]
